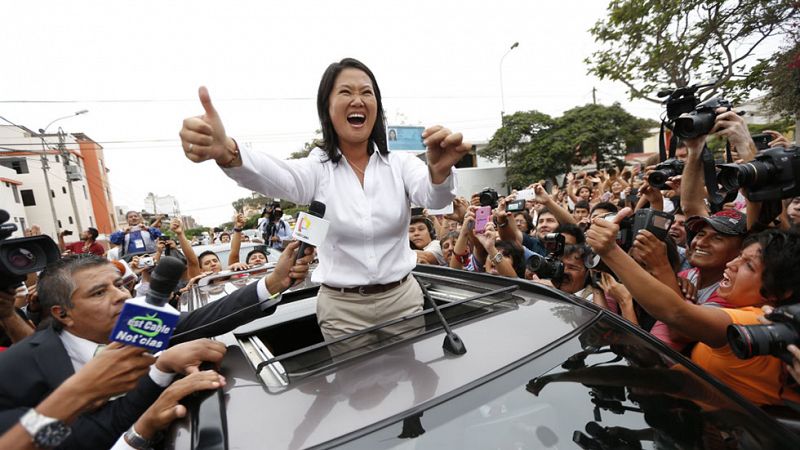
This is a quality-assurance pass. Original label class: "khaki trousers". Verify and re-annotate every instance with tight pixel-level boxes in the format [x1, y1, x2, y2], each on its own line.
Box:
[317, 275, 425, 357]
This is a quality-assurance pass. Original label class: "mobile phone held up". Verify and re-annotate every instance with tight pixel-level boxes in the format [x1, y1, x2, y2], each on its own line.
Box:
[475, 206, 492, 234]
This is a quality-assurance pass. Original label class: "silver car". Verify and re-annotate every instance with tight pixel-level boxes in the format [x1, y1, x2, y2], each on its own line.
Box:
[167, 265, 800, 449]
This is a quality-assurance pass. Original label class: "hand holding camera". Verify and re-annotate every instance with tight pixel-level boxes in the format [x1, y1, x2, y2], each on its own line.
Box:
[586, 208, 633, 256]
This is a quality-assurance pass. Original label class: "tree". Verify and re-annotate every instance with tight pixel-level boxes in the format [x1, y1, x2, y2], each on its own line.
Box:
[480, 105, 656, 187]
[760, 40, 800, 143]
[289, 129, 323, 160]
[586, 0, 799, 103]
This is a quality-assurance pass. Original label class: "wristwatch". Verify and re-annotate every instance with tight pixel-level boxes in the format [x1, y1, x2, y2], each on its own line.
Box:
[491, 252, 504, 265]
[124, 425, 154, 450]
[20, 409, 71, 447]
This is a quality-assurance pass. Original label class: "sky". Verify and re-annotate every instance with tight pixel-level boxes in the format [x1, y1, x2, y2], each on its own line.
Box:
[0, 1, 772, 226]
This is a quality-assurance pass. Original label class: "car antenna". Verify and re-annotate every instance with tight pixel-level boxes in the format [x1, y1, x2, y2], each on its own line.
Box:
[417, 279, 466, 356]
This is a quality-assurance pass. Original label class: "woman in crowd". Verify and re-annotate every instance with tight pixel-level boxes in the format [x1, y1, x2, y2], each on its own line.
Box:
[587, 211, 800, 406]
[180, 57, 469, 345]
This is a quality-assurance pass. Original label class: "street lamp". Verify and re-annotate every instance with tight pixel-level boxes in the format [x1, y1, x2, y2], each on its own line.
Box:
[499, 42, 519, 193]
[37, 110, 89, 235]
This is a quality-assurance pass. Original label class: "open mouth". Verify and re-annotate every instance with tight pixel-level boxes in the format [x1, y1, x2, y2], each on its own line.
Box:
[693, 249, 711, 257]
[720, 271, 732, 288]
[347, 113, 366, 127]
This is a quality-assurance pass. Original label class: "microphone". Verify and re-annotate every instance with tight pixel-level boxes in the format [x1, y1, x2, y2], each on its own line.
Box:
[110, 256, 185, 352]
[293, 201, 328, 265]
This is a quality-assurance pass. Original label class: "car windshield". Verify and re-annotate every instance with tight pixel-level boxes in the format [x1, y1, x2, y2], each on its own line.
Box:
[339, 315, 799, 450]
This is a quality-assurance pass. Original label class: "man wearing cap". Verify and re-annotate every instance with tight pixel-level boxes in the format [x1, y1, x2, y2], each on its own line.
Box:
[58, 227, 105, 257]
[681, 210, 748, 305]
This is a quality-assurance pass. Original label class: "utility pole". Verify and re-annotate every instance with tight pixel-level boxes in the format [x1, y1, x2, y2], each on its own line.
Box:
[592, 87, 597, 105]
[58, 127, 83, 232]
[38, 151, 60, 235]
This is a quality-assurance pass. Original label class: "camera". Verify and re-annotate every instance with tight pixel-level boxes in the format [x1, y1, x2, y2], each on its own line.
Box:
[62, 230, 73, 236]
[647, 158, 684, 190]
[506, 199, 526, 213]
[584, 209, 671, 273]
[138, 256, 155, 269]
[751, 133, 771, 151]
[526, 233, 565, 281]
[673, 97, 733, 139]
[0, 209, 60, 291]
[727, 303, 800, 364]
[717, 146, 800, 202]
[478, 188, 499, 209]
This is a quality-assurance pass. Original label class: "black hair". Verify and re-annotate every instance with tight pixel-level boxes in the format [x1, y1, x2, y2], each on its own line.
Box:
[591, 202, 618, 215]
[513, 211, 534, 233]
[316, 58, 388, 164]
[38, 254, 111, 330]
[198, 250, 219, 266]
[563, 243, 592, 260]
[440, 231, 459, 246]
[495, 240, 526, 278]
[574, 200, 590, 211]
[555, 223, 586, 244]
[86, 227, 99, 240]
[742, 230, 800, 304]
[410, 216, 436, 242]
[246, 248, 268, 264]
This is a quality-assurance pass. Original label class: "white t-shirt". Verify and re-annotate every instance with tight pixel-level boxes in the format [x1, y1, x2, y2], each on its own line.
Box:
[423, 239, 447, 266]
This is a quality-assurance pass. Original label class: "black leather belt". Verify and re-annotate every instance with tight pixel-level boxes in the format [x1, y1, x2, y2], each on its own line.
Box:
[323, 275, 409, 295]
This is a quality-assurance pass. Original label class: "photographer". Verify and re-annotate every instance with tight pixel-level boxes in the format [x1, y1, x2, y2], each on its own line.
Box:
[58, 228, 105, 257]
[587, 210, 800, 406]
[262, 205, 291, 250]
[529, 243, 593, 299]
[110, 211, 163, 258]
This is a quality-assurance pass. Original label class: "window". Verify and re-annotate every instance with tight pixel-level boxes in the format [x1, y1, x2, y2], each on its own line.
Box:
[0, 158, 29, 174]
[68, 216, 74, 225]
[57, 220, 62, 228]
[19, 217, 26, 232]
[82, 185, 88, 199]
[12, 185, 20, 203]
[55, 154, 60, 163]
[62, 186, 67, 194]
[20, 189, 36, 206]
[89, 216, 94, 227]
[51, 190, 55, 198]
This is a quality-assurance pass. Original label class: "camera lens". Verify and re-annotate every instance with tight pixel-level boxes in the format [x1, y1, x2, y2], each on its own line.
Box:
[7, 247, 36, 270]
[718, 160, 774, 194]
[674, 111, 716, 139]
[727, 323, 800, 360]
[647, 170, 669, 189]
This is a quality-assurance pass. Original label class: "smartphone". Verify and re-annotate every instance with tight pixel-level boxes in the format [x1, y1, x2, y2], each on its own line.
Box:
[600, 192, 613, 202]
[516, 189, 536, 201]
[506, 199, 526, 213]
[474, 206, 491, 233]
[411, 207, 424, 217]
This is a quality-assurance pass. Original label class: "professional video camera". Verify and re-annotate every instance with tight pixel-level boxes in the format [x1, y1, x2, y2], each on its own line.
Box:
[717, 146, 800, 202]
[0, 209, 60, 292]
[727, 303, 800, 365]
[478, 188, 499, 209]
[527, 233, 565, 281]
[647, 158, 684, 190]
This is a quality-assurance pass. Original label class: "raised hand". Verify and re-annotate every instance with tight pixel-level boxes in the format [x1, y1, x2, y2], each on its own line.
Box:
[180, 86, 236, 164]
[422, 125, 471, 184]
[234, 213, 246, 229]
[170, 217, 184, 235]
[586, 207, 633, 256]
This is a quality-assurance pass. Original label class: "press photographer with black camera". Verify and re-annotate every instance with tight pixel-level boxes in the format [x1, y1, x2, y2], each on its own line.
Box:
[587, 206, 800, 406]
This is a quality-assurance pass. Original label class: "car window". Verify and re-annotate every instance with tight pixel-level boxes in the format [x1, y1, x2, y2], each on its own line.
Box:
[341, 316, 799, 449]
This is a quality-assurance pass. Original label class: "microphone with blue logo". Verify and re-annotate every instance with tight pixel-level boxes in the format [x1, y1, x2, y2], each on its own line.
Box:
[110, 256, 185, 352]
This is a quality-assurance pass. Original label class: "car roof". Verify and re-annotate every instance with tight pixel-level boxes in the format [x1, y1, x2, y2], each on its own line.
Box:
[172, 266, 800, 449]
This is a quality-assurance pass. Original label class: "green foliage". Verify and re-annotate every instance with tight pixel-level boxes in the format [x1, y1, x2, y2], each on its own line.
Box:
[480, 105, 656, 186]
[184, 227, 206, 239]
[760, 40, 800, 119]
[586, 0, 799, 103]
[290, 129, 323, 160]
[231, 194, 269, 214]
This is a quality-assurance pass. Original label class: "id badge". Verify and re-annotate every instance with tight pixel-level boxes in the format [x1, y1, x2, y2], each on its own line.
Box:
[133, 239, 145, 249]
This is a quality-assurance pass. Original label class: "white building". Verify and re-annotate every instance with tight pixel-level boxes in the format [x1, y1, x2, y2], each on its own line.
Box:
[143, 193, 181, 217]
[0, 165, 27, 238]
[0, 125, 96, 239]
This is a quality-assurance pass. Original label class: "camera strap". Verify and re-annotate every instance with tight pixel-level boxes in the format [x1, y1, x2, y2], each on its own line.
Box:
[702, 144, 727, 213]
[658, 122, 678, 162]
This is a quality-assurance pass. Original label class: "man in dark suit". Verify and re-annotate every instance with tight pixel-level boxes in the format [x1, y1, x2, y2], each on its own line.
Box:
[0, 242, 312, 449]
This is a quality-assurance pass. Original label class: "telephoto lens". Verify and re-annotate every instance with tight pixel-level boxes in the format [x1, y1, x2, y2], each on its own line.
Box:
[727, 322, 800, 365]
[526, 254, 564, 281]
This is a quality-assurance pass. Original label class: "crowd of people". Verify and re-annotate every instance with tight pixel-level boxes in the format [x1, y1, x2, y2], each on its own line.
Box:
[2, 54, 800, 448]
[408, 113, 800, 407]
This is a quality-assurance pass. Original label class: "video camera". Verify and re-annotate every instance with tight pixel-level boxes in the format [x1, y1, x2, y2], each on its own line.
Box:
[527, 233, 566, 281]
[717, 146, 800, 202]
[727, 303, 800, 365]
[0, 209, 60, 292]
[658, 82, 732, 140]
[478, 188, 499, 209]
